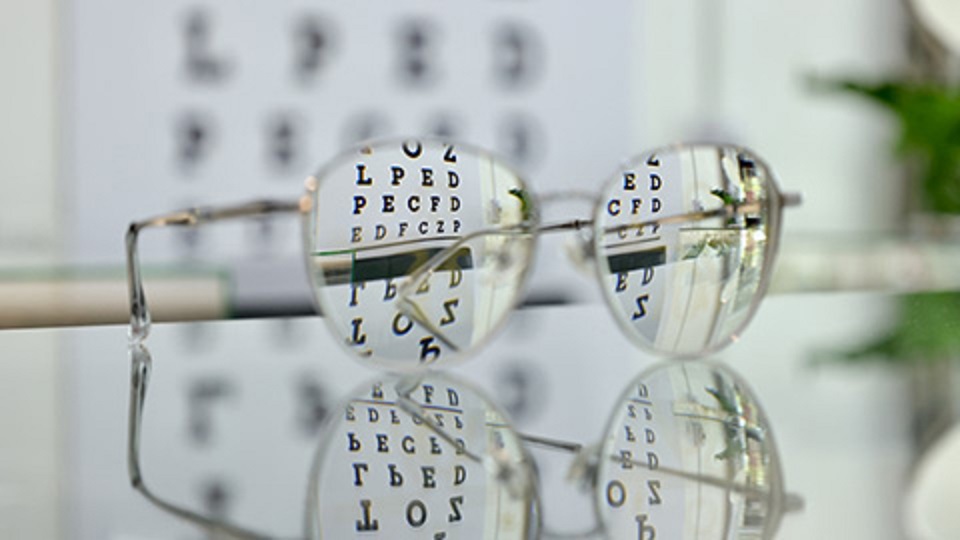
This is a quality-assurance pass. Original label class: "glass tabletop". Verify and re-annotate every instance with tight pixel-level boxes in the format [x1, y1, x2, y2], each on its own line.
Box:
[2, 289, 946, 539]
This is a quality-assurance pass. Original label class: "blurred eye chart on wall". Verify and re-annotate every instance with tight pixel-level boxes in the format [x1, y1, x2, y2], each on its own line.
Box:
[63, 2, 637, 538]
[67, 1, 634, 266]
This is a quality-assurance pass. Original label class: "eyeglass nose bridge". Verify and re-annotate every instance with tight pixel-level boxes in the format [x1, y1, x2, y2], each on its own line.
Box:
[781, 191, 803, 208]
[534, 189, 602, 274]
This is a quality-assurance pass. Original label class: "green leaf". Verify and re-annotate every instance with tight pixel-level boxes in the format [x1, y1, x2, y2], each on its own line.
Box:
[830, 80, 960, 214]
[818, 80, 960, 365]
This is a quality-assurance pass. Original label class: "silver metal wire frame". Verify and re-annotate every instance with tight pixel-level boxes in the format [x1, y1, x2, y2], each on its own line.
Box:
[126, 199, 302, 343]
[125, 199, 302, 540]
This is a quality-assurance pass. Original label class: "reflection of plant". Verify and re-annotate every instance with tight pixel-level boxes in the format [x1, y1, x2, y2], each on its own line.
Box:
[711, 187, 742, 227]
[832, 80, 960, 363]
[711, 187, 740, 207]
[680, 188, 748, 259]
[508, 187, 535, 223]
[836, 292, 960, 363]
[682, 233, 738, 260]
[706, 384, 765, 462]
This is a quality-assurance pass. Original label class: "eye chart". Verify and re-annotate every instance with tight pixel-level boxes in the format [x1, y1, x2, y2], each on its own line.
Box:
[67, 1, 636, 266]
[64, 1, 638, 538]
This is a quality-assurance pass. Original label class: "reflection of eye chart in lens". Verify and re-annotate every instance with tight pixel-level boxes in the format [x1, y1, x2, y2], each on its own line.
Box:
[595, 361, 786, 540]
[597, 146, 776, 356]
[306, 140, 534, 370]
[307, 374, 537, 539]
[600, 152, 683, 348]
[595, 364, 684, 539]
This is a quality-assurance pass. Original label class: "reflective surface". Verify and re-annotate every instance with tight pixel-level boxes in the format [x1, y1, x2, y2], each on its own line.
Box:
[6, 295, 924, 539]
[124, 314, 795, 539]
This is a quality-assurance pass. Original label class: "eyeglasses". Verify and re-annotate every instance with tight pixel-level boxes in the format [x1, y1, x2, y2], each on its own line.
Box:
[127, 329, 796, 538]
[123, 138, 799, 534]
[126, 138, 800, 371]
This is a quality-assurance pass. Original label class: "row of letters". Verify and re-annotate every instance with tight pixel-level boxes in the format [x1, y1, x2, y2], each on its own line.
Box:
[350, 462, 468, 489]
[608, 383, 663, 538]
[179, 10, 543, 89]
[346, 431, 466, 456]
[355, 496, 465, 533]
[173, 110, 543, 175]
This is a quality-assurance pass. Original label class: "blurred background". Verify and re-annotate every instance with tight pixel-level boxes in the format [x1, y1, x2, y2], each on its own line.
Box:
[3, 0, 960, 538]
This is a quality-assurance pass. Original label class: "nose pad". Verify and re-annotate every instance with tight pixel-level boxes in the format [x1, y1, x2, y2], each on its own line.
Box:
[486, 453, 535, 501]
[477, 233, 532, 289]
[492, 241, 522, 275]
[562, 442, 602, 497]
[562, 227, 596, 277]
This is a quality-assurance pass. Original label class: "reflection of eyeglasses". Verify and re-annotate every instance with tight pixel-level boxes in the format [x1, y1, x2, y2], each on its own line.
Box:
[517, 360, 802, 540]
[306, 362, 800, 540]
[127, 354, 796, 538]
[126, 138, 800, 371]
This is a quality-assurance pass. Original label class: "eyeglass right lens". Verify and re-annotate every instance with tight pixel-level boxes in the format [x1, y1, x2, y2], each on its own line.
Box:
[593, 145, 781, 357]
[304, 139, 536, 370]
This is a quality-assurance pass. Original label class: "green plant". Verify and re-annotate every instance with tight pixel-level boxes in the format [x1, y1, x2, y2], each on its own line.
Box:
[837, 81, 960, 213]
[832, 80, 960, 363]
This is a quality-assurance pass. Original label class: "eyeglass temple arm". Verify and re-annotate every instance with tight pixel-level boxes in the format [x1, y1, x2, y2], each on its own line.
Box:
[125, 199, 302, 342]
[537, 190, 802, 236]
[596, 190, 801, 237]
[396, 192, 803, 339]
[128, 345, 299, 540]
[125, 199, 302, 539]
[520, 432, 804, 513]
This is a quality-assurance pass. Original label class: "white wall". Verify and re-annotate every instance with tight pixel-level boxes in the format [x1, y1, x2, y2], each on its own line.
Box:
[0, 0, 62, 537]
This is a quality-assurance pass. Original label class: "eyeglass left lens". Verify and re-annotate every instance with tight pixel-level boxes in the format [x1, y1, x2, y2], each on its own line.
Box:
[304, 139, 536, 370]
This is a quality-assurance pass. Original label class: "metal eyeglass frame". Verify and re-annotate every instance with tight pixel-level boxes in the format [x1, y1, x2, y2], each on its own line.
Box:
[127, 141, 801, 365]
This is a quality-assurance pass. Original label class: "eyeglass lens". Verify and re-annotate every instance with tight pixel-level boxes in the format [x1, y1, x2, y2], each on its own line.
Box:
[305, 140, 535, 370]
[595, 145, 781, 357]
